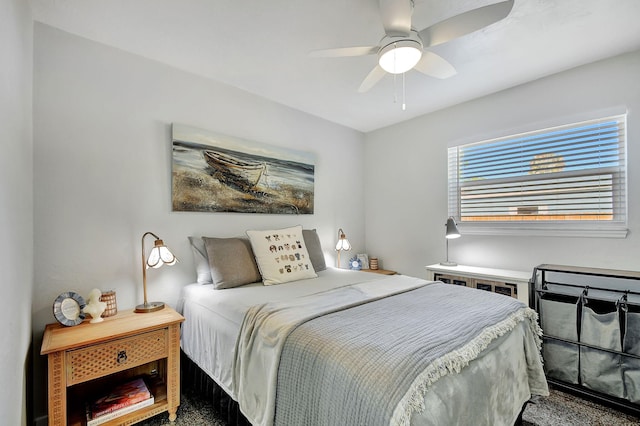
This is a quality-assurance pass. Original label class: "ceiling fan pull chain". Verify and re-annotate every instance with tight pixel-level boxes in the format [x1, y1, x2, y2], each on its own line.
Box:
[393, 72, 398, 105]
[402, 72, 406, 111]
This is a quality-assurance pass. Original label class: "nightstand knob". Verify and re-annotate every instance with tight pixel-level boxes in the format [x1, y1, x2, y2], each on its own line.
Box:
[117, 350, 128, 364]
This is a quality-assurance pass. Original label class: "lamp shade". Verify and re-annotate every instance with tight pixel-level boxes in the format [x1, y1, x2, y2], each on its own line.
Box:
[445, 217, 461, 239]
[136, 232, 178, 313]
[335, 228, 351, 268]
[147, 239, 178, 268]
[441, 217, 461, 266]
[335, 228, 351, 251]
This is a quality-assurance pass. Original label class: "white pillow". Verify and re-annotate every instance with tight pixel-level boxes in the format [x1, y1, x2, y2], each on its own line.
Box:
[246, 225, 317, 285]
[188, 236, 213, 284]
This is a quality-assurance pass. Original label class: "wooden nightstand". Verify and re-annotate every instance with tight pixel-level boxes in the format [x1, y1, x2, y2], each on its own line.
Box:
[40, 306, 184, 426]
[362, 269, 397, 275]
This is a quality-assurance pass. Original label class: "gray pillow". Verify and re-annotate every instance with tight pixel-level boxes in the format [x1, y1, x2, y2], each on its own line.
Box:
[188, 236, 213, 284]
[303, 229, 326, 272]
[202, 237, 262, 289]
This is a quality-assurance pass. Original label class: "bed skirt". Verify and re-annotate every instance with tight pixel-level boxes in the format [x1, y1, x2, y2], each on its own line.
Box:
[181, 350, 528, 426]
[181, 350, 251, 426]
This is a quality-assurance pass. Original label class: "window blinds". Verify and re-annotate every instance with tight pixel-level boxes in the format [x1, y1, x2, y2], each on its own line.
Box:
[448, 115, 626, 225]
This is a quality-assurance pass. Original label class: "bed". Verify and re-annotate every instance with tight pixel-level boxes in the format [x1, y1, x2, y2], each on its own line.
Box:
[178, 227, 548, 426]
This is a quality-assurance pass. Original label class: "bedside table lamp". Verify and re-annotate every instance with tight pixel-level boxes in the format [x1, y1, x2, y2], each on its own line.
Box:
[136, 232, 178, 313]
[440, 217, 461, 267]
[335, 228, 351, 268]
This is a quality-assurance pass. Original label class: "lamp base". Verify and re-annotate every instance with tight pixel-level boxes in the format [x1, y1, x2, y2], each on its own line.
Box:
[134, 301, 165, 313]
[439, 261, 458, 267]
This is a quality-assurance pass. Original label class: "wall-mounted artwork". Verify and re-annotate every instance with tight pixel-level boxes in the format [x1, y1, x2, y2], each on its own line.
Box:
[172, 124, 315, 214]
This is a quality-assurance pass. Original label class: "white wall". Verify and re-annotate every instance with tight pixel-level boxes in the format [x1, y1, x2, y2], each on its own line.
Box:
[32, 23, 365, 421]
[365, 50, 640, 279]
[1, 1, 33, 425]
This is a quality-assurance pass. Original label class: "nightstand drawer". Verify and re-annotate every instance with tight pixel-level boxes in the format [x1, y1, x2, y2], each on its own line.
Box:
[66, 329, 168, 385]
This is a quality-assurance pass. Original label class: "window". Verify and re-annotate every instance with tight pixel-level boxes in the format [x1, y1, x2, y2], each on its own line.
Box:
[448, 115, 627, 237]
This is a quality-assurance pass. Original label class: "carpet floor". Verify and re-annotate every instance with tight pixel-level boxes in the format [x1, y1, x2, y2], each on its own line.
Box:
[139, 385, 640, 426]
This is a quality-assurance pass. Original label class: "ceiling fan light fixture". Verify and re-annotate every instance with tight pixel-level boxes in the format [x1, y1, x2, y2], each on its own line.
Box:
[378, 40, 422, 74]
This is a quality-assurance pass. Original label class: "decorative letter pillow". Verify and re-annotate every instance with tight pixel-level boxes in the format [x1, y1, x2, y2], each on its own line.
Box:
[202, 237, 262, 289]
[246, 225, 317, 285]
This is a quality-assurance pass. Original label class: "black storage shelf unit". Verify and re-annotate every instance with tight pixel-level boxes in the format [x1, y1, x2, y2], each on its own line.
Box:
[531, 264, 640, 416]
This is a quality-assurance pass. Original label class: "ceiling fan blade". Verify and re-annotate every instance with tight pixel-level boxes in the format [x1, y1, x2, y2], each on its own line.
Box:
[418, 0, 514, 48]
[358, 65, 387, 93]
[413, 51, 457, 79]
[379, 0, 413, 37]
[309, 46, 379, 58]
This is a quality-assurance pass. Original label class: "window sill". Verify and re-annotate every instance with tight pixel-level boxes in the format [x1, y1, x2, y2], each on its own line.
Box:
[458, 223, 628, 239]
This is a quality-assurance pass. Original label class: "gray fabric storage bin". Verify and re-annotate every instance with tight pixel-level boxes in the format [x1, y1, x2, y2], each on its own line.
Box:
[623, 308, 640, 356]
[581, 300, 621, 351]
[540, 295, 579, 341]
[543, 337, 579, 384]
[622, 356, 640, 403]
[622, 355, 640, 404]
[580, 347, 624, 399]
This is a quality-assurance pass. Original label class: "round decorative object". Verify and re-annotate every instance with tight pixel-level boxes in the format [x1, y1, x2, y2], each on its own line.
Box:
[349, 256, 362, 270]
[53, 291, 86, 327]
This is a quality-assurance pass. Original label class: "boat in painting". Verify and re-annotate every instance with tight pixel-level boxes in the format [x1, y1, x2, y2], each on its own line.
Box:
[203, 149, 266, 191]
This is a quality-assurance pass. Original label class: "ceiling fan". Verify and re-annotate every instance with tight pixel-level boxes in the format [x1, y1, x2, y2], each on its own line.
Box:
[311, 0, 515, 93]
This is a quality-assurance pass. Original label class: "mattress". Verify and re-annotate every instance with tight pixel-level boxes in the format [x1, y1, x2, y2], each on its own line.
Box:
[179, 268, 548, 426]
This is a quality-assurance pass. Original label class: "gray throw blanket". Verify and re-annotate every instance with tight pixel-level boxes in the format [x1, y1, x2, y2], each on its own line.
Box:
[274, 282, 540, 426]
[235, 277, 543, 426]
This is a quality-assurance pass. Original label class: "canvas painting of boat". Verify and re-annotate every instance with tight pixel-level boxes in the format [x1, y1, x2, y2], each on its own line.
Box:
[171, 124, 315, 214]
[202, 150, 266, 192]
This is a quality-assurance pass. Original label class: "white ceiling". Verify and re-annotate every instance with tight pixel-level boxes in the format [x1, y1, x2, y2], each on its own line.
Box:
[29, 0, 640, 133]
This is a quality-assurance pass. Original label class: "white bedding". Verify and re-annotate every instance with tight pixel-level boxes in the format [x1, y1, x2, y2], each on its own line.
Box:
[178, 268, 392, 396]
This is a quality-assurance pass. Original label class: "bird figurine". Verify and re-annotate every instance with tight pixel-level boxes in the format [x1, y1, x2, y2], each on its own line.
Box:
[84, 288, 107, 323]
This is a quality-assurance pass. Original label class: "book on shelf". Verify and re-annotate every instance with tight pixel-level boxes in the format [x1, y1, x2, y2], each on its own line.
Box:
[86, 377, 153, 424]
[86, 396, 154, 426]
